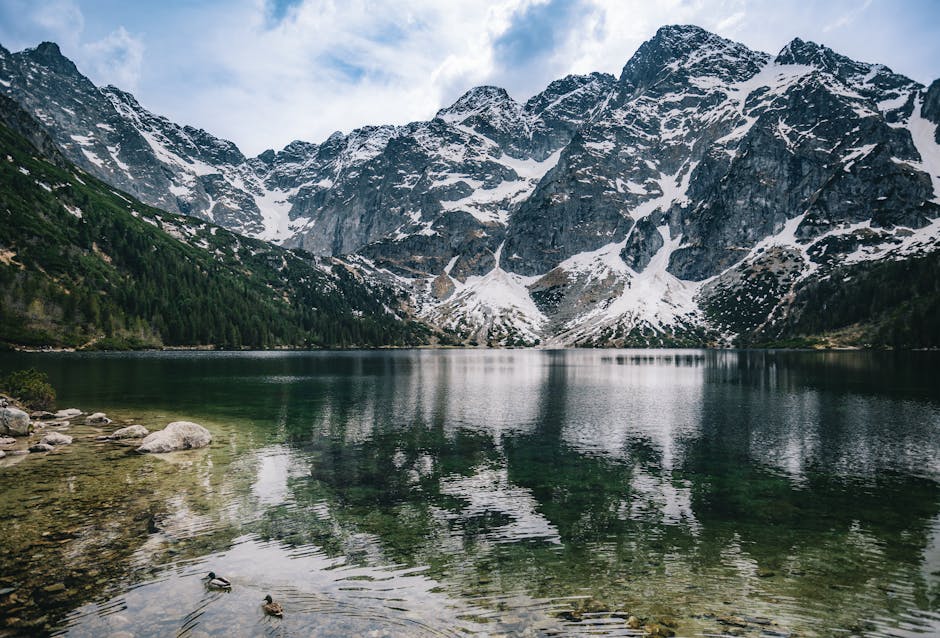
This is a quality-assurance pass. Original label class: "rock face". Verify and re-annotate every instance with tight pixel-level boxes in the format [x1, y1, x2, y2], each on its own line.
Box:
[0, 407, 30, 436]
[108, 425, 149, 439]
[40, 431, 72, 446]
[136, 421, 211, 454]
[1, 26, 938, 346]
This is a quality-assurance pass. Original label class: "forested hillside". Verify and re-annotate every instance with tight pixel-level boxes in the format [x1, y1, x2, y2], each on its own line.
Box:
[0, 99, 429, 350]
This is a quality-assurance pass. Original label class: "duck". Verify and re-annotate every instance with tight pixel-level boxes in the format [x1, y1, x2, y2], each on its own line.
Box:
[204, 571, 232, 590]
[262, 594, 284, 617]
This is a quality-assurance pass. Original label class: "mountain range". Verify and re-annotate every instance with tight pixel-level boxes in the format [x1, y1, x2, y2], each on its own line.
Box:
[1, 25, 939, 348]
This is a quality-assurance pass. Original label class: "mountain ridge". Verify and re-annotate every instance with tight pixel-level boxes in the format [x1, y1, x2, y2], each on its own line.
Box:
[1, 25, 939, 347]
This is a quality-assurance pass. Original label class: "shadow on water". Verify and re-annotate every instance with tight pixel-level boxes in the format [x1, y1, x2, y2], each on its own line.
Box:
[0, 349, 939, 636]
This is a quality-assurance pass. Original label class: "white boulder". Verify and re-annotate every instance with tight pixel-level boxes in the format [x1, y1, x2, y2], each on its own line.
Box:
[136, 421, 211, 454]
[54, 408, 82, 419]
[85, 412, 112, 425]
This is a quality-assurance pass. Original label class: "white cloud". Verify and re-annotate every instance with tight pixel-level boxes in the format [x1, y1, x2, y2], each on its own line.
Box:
[82, 27, 144, 91]
[30, 0, 85, 44]
[153, 0, 539, 153]
[823, 0, 873, 33]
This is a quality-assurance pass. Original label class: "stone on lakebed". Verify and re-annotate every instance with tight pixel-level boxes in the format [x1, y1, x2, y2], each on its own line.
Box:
[108, 424, 149, 439]
[136, 421, 211, 454]
[40, 431, 73, 446]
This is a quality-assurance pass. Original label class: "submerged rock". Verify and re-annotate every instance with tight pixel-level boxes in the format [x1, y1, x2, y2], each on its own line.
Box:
[85, 412, 111, 425]
[40, 432, 73, 446]
[136, 421, 211, 453]
[643, 623, 676, 637]
[0, 407, 31, 436]
[0, 449, 4, 459]
[29, 443, 54, 453]
[108, 424, 149, 439]
[0, 436, 16, 448]
[30, 411, 55, 420]
[54, 408, 82, 419]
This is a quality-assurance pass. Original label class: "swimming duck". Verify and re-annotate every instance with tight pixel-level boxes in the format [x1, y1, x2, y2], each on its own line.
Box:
[204, 572, 232, 590]
[262, 594, 284, 617]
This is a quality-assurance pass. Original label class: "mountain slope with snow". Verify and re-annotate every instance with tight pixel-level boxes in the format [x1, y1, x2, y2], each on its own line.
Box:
[1, 26, 939, 347]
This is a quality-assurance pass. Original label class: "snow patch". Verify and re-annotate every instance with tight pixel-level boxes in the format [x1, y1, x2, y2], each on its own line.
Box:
[570, 227, 700, 330]
[908, 98, 940, 203]
[80, 148, 105, 168]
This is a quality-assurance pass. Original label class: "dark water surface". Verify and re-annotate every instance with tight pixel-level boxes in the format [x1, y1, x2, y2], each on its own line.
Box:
[0, 349, 938, 637]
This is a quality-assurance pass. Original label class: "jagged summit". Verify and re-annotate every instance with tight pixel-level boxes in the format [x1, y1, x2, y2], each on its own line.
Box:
[24, 41, 78, 75]
[618, 24, 768, 91]
[436, 86, 521, 124]
[524, 72, 615, 116]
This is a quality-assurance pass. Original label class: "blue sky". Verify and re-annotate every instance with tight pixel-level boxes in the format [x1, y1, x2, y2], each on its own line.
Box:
[0, 0, 937, 155]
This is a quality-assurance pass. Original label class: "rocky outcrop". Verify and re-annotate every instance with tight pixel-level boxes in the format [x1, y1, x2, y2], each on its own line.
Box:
[136, 421, 211, 454]
[0, 407, 30, 436]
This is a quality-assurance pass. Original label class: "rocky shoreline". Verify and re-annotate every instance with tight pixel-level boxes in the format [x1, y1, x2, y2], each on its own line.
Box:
[0, 395, 213, 461]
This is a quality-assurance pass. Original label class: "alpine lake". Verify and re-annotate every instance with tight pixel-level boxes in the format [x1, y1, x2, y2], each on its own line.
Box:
[0, 349, 938, 638]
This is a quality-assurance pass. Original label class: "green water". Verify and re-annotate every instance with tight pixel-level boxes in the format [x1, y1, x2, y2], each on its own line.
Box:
[0, 349, 938, 637]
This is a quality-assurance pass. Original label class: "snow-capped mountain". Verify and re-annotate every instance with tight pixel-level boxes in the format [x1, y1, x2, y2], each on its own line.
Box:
[2, 26, 938, 347]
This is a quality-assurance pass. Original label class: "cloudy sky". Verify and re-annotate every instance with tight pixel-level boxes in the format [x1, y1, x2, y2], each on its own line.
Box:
[1, 0, 937, 155]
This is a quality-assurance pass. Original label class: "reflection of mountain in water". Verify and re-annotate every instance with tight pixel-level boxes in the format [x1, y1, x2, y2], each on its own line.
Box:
[1, 350, 939, 636]
[252, 350, 940, 635]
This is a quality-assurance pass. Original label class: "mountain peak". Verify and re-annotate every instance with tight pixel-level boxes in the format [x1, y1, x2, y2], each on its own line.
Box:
[774, 37, 917, 93]
[776, 37, 839, 67]
[650, 24, 715, 44]
[23, 41, 78, 75]
[619, 24, 767, 90]
[436, 86, 519, 124]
